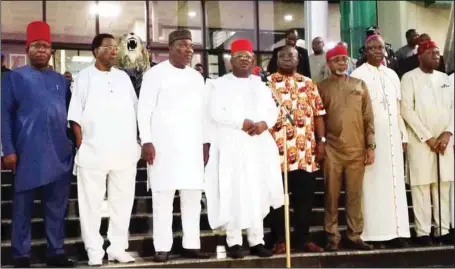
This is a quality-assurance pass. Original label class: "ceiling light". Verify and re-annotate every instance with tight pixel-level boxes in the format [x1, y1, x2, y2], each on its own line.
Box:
[284, 14, 293, 21]
[90, 2, 120, 18]
[188, 11, 196, 17]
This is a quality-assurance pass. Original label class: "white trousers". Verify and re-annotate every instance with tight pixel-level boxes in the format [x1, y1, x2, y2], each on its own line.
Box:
[77, 165, 137, 255]
[411, 182, 451, 237]
[226, 226, 264, 248]
[152, 189, 202, 252]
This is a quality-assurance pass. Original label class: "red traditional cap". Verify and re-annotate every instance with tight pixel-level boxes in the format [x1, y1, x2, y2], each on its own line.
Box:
[417, 40, 438, 55]
[326, 45, 348, 62]
[231, 39, 253, 54]
[26, 21, 51, 48]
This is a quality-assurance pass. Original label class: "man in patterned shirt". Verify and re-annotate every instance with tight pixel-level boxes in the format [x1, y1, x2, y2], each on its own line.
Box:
[266, 45, 326, 253]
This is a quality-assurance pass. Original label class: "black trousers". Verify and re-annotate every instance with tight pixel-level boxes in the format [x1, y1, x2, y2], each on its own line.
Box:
[268, 169, 317, 247]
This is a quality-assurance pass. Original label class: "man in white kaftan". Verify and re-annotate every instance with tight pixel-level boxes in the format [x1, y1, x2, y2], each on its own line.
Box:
[68, 34, 140, 265]
[350, 35, 410, 245]
[450, 72, 455, 228]
[401, 40, 454, 245]
[205, 39, 283, 259]
[137, 29, 210, 262]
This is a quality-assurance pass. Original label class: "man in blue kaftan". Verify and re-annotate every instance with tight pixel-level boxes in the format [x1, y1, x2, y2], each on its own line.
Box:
[1, 21, 75, 268]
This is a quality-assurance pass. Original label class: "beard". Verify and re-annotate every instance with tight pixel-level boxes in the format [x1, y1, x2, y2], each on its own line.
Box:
[334, 69, 346, 76]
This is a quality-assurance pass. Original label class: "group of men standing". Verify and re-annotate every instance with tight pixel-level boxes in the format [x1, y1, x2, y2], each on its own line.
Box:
[1, 20, 453, 268]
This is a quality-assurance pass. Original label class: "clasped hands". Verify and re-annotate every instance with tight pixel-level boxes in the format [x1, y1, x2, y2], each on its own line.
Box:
[426, 131, 452, 155]
[242, 119, 268, 136]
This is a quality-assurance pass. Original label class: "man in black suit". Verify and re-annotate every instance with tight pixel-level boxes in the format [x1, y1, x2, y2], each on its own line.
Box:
[267, 29, 311, 78]
[397, 33, 446, 78]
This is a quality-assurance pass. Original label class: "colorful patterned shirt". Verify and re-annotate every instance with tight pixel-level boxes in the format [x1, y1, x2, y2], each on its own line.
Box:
[267, 72, 326, 173]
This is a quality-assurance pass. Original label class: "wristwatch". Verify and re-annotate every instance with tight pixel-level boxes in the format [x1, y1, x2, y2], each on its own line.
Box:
[317, 137, 327, 143]
[367, 143, 376, 150]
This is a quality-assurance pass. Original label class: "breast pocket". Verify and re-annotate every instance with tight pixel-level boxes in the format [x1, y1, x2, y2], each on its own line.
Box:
[346, 92, 363, 112]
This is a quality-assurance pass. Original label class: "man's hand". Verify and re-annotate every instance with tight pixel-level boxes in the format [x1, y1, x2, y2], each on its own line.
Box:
[75, 138, 82, 149]
[253, 121, 268, 135]
[364, 148, 375, 165]
[315, 142, 325, 163]
[402, 143, 407, 152]
[142, 143, 156, 165]
[203, 143, 210, 166]
[425, 137, 440, 152]
[436, 132, 452, 155]
[3, 154, 17, 174]
[242, 119, 255, 134]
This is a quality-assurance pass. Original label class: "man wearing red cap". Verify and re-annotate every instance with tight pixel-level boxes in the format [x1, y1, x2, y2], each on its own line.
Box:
[350, 35, 411, 248]
[318, 45, 375, 251]
[1, 21, 75, 267]
[205, 38, 283, 259]
[138, 29, 210, 262]
[401, 40, 453, 245]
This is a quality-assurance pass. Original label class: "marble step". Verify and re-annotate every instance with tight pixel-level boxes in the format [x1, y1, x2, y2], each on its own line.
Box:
[1, 207, 417, 241]
[1, 223, 439, 267]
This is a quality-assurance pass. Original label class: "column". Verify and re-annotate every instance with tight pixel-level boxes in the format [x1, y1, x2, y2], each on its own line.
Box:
[304, 0, 328, 49]
[377, 1, 408, 52]
[340, 1, 377, 58]
[443, 3, 454, 73]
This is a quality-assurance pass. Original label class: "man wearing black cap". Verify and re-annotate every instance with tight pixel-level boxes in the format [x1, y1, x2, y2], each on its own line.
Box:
[267, 29, 311, 78]
[356, 26, 397, 70]
[138, 29, 211, 262]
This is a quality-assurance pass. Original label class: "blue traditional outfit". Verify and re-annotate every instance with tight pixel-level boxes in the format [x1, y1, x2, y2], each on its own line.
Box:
[1, 21, 74, 262]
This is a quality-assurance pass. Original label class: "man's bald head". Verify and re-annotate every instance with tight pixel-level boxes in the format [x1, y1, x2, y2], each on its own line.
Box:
[418, 33, 431, 45]
[337, 41, 348, 48]
[312, 37, 324, 54]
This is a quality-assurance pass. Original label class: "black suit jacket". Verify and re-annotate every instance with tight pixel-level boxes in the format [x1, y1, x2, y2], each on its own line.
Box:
[267, 46, 311, 78]
[397, 54, 446, 79]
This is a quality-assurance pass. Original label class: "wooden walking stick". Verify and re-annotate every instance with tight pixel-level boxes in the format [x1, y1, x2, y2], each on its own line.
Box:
[269, 84, 294, 268]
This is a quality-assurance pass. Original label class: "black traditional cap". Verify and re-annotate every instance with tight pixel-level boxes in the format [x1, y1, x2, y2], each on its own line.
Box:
[168, 29, 192, 45]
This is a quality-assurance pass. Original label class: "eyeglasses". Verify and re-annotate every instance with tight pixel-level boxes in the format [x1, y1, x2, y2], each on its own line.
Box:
[232, 54, 253, 61]
[30, 43, 51, 50]
[329, 57, 349, 64]
[99, 45, 119, 51]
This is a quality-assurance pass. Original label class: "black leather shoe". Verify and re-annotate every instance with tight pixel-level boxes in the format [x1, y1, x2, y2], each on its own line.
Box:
[227, 245, 244, 259]
[346, 239, 374, 251]
[388, 238, 410, 248]
[46, 254, 76, 267]
[250, 244, 273, 257]
[13, 257, 31, 268]
[153, 251, 169, 262]
[415, 236, 433, 246]
[181, 249, 211, 259]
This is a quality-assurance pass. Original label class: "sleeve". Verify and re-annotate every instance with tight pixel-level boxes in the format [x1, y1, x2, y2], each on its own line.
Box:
[1, 73, 16, 156]
[392, 72, 408, 143]
[360, 80, 375, 142]
[301, 49, 312, 78]
[208, 81, 245, 130]
[67, 72, 85, 125]
[137, 69, 160, 145]
[126, 74, 138, 118]
[400, 73, 433, 142]
[445, 76, 454, 134]
[267, 49, 278, 74]
[258, 83, 280, 128]
[310, 82, 326, 116]
[202, 79, 213, 143]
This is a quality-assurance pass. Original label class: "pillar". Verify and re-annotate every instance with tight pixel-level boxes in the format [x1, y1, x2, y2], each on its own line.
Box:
[340, 1, 377, 58]
[304, 1, 328, 50]
[377, 1, 408, 52]
[443, 3, 454, 73]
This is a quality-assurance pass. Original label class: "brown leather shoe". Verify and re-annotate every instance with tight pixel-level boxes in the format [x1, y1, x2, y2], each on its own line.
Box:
[346, 239, 374, 250]
[303, 242, 324, 253]
[272, 243, 286, 254]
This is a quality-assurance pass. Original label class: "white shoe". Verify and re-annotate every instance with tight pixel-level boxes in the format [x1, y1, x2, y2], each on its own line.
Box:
[87, 250, 105, 266]
[107, 251, 135, 263]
